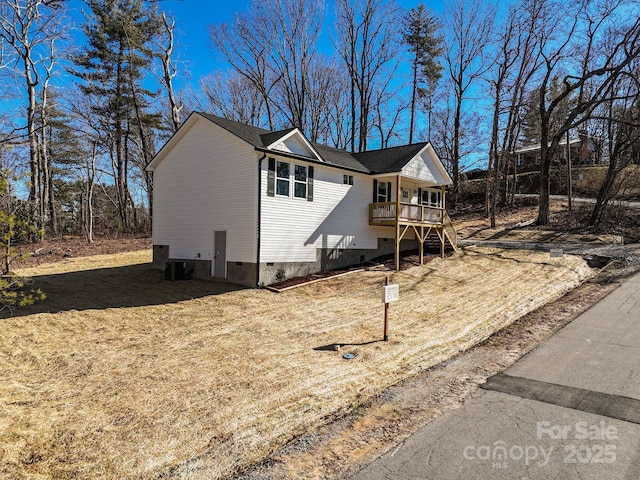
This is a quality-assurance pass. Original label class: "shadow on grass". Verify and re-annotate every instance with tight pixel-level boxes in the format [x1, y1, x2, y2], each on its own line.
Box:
[313, 340, 382, 352]
[2, 263, 245, 318]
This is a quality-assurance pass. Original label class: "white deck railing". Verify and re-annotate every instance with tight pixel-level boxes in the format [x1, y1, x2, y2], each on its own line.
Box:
[369, 202, 444, 225]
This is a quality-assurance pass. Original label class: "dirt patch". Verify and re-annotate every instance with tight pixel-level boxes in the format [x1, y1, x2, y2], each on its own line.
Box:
[268, 266, 367, 290]
[269, 253, 443, 291]
[13, 235, 151, 269]
[453, 199, 640, 243]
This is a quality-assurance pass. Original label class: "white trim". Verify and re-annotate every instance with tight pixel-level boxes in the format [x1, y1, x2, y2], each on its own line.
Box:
[423, 143, 454, 185]
[399, 143, 453, 186]
[266, 129, 324, 162]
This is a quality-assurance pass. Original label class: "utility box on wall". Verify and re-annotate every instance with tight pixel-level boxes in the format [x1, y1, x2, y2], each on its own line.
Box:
[164, 260, 195, 280]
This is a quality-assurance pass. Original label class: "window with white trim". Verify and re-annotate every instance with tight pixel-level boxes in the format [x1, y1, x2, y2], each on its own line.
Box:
[270, 160, 313, 200]
[276, 161, 290, 196]
[377, 181, 388, 203]
[294, 165, 308, 198]
[343, 174, 354, 185]
[421, 189, 441, 207]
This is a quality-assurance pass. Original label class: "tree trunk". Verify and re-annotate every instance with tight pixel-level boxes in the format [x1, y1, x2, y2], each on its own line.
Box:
[537, 138, 551, 225]
[160, 13, 181, 132]
[452, 91, 461, 196]
[408, 49, 419, 144]
[589, 169, 615, 226]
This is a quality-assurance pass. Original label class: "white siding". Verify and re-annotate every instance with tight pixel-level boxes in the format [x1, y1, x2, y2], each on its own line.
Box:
[260, 163, 390, 262]
[271, 132, 316, 158]
[402, 152, 438, 184]
[152, 117, 257, 263]
[402, 151, 447, 185]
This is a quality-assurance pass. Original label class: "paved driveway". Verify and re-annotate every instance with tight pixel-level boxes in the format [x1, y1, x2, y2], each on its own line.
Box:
[353, 271, 640, 480]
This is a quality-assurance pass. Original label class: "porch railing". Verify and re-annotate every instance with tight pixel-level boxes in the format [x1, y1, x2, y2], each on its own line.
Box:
[369, 202, 444, 225]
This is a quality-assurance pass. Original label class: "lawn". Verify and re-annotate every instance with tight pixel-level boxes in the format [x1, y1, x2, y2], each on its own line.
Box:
[1, 247, 594, 479]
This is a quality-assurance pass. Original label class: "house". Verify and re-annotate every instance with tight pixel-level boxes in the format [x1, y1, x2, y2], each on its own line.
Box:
[146, 112, 455, 287]
[512, 130, 603, 172]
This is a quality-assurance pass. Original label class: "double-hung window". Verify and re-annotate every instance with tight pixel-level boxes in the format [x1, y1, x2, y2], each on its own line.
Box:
[276, 161, 290, 196]
[294, 165, 308, 198]
[377, 181, 388, 203]
[268, 158, 313, 201]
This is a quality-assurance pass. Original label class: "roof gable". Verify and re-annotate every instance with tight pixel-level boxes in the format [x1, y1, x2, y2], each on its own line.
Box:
[354, 143, 429, 174]
[264, 129, 322, 161]
[146, 112, 201, 171]
[401, 144, 453, 185]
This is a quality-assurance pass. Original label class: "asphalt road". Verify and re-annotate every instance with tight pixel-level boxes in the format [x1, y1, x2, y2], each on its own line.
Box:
[515, 194, 640, 209]
[352, 270, 640, 480]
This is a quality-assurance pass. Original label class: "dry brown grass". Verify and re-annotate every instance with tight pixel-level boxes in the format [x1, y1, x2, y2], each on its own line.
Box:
[1, 247, 594, 479]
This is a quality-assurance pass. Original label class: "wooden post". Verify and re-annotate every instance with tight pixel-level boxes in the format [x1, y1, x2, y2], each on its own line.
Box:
[419, 225, 424, 266]
[566, 129, 572, 212]
[395, 175, 401, 271]
[440, 185, 446, 258]
[383, 276, 389, 341]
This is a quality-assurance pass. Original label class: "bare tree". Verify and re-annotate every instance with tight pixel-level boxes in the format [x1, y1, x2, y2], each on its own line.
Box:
[442, 0, 496, 195]
[334, 0, 401, 151]
[322, 66, 352, 149]
[372, 81, 409, 148]
[262, 0, 323, 133]
[38, 36, 58, 236]
[208, 2, 279, 129]
[430, 88, 484, 178]
[486, 0, 545, 227]
[534, 0, 640, 225]
[209, 0, 326, 137]
[67, 88, 109, 244]
[0, 0, 64, 236]
[154, 12, 182, 133]
[306, 55, 349, 144]
[199, 71, 266, 126]
[589, 64, 640, 225]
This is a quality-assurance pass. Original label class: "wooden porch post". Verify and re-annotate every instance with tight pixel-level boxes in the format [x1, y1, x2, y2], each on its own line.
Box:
[419, 225, 424, 265]
[395, 175, 401, 271]
[440, 185, 446, 258]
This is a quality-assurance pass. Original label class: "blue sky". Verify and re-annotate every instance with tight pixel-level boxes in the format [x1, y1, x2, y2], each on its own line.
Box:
[67, 0, 443, 87]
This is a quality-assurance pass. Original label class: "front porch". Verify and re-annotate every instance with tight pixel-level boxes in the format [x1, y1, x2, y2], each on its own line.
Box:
[369, 202, 445, 225]
[369, 175, 457, 271]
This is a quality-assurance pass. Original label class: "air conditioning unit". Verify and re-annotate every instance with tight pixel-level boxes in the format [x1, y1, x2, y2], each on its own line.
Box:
[165, 260, 195, 280]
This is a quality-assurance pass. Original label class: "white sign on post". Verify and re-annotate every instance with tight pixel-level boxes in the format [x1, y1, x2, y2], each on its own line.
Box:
[550, 248, 564, 258]
[383, 284, 400, 303]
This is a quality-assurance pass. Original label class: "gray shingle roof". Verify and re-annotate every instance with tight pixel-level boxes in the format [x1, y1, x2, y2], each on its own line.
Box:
[309, 142, 370, 173]
[260, 128, 297, 147]
[198, 113, 273, 147]
[197, 112, 425, 175]
[354, 143, 428, 174]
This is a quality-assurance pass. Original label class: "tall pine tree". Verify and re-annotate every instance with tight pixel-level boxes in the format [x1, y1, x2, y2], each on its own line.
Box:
[403, 4, 442, 144]
[71, 0, 162, 232]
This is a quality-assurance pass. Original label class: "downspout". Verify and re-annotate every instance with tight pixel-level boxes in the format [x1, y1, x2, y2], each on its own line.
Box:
[256, 152, 267, 287]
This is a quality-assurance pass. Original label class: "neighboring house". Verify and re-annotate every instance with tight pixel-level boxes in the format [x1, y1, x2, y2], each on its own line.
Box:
[512, 130, 603, 172]
[146, 112, 455, 287]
